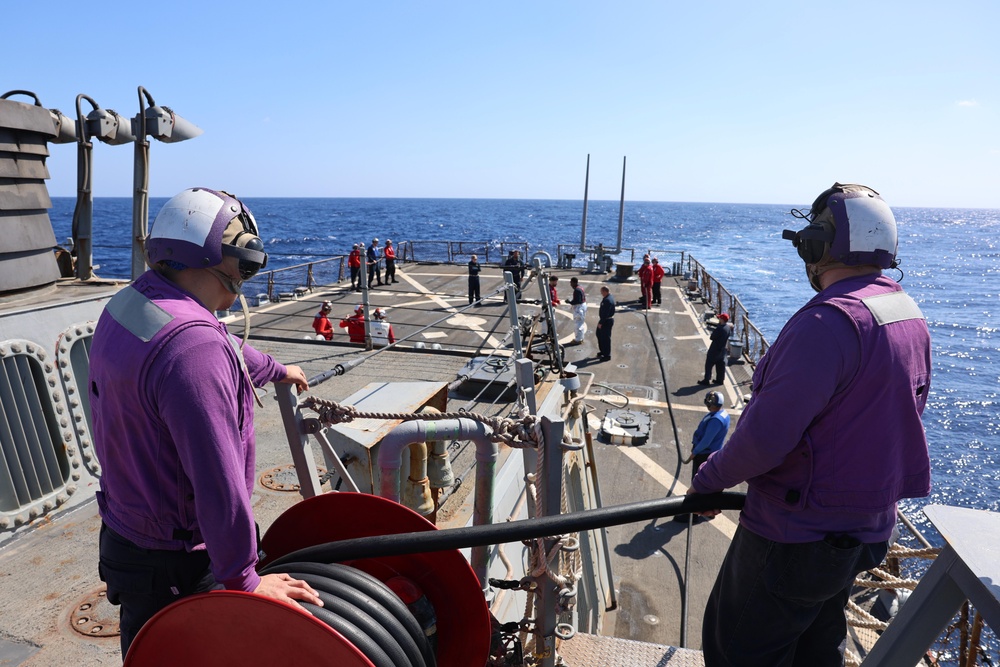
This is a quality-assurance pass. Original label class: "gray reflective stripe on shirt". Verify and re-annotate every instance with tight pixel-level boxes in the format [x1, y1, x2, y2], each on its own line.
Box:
[862, 291, 925, 325]
[105, 287, 173, 342]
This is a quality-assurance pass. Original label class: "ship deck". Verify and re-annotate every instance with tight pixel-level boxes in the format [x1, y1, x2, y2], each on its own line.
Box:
[0, 260, 748, 666]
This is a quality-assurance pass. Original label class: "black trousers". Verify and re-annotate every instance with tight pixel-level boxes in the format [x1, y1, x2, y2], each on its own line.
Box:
[704, 355, 726, 383]
[702, 525, 887, 666]
[469, 276, 481, 304]
[385, 259, 396, 282]
[368, 262, 381, 285]
[349, 265, 359, 288]
[652, 281, 662, 304]
[99, 524, 220, 659]
[596, 319, 614, 358]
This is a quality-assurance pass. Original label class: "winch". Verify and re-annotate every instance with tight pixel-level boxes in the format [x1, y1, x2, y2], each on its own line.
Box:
[599, 409, 651, 446]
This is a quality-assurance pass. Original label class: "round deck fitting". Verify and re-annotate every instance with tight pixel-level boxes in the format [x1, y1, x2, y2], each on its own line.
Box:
[259, 464, 327, 492]
[70, 585, 119, 637]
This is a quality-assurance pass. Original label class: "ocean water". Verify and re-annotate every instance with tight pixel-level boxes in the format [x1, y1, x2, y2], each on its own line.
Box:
[49, 197, 1000, 532]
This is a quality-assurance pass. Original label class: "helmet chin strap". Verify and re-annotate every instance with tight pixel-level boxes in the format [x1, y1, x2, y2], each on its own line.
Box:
[206, 267, 262, 407]
[207, 266, 245, 297]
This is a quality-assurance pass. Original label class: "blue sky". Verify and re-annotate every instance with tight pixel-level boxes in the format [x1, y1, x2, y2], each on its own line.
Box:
[6, 1, 999, 207]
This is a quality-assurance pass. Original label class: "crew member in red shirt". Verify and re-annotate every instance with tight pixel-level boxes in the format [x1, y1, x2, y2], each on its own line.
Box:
[638, 256, 653, 309]
[339, 304, 367, 343]
[348, 244, 362, 291]
[651, 257, 666, 305]
[312, 301, 334, 340]
[548, 276, 560, 306]
[383, 240, 398, 284]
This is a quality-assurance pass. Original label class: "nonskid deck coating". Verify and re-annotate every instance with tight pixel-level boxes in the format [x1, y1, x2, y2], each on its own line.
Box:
[0, 262, 744, 665]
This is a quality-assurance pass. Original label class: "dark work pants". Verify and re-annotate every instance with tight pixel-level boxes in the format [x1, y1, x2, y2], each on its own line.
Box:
[596, 319, 614, 358]
[469, 276, 480, 304]
[99, 524, 220, 659]
[349, 266, 359, 288]
[652, 281, 662, 305]
[704, 355, 726, 383]
[385, 259, 396, 282]
[702, 525, 888, 667]
[368, 262, 381, 286]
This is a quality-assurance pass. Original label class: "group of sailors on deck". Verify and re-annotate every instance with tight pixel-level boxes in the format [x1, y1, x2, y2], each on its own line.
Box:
[348, 238, 398, 291]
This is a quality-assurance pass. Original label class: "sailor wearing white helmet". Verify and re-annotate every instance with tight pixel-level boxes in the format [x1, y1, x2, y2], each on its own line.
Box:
[89, 187, 321, 658]
[691, 183, 931, 666]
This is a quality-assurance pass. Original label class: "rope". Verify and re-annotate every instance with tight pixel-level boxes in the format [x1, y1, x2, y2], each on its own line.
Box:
[855, 567, 921, 591]
[887, 544, 941, 560]
[846, 599, 890, 631]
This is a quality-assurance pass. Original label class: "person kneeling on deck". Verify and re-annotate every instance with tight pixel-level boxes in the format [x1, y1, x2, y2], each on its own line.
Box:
[89, 188, 322, 660]
[340, 303, 367, 343]
[674, 390, 730, 524]
[312, 300, 334, 340]
[370, 307, 396, 347]
[567, 277, 587, 345]
[688, 183, 931, 667]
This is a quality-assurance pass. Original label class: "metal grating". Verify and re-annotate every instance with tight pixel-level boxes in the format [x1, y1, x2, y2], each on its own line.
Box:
[0, 339, 80, 531]
[557, 633, 705, 666]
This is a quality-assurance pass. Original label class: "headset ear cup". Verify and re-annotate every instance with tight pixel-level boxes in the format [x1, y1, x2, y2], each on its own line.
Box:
[799, 237, 825, 264]
[796, 220, 834, 264]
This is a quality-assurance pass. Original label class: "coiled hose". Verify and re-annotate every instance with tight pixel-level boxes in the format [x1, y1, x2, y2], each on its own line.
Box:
[259, 561, 436, 667]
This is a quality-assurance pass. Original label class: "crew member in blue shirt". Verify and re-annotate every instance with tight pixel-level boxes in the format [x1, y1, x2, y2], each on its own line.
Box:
[367, 238, 382, 286]
[675, 390, 730, 523]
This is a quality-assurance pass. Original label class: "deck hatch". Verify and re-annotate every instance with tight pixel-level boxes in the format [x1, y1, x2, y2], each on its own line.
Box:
[0, 339, 78, 528]
[57, 323, 99, 476]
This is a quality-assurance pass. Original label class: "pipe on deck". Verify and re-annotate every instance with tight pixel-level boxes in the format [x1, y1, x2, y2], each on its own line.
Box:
[377, 418, 497, 586]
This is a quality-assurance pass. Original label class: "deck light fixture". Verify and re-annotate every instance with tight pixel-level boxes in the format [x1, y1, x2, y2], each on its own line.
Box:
[130, 86, 203, 280]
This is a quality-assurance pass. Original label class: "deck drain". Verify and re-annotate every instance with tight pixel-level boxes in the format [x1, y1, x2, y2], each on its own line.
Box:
[651, 408, 664, 415]
[260, 464, 327, 492]
[70, 586, 119, 637]
[643, 614, 660, 626]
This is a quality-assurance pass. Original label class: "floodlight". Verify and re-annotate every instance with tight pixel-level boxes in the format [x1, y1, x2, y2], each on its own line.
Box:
[142, 104, 203, 143]
[85, 106, 135, 145]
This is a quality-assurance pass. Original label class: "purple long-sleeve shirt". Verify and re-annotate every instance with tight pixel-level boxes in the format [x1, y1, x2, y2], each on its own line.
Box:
[90, 271, 287, 592]
[692, 274, 931, 543]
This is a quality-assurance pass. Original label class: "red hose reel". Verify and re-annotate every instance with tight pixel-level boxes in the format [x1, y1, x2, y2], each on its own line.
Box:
[124, 493, 490, 666]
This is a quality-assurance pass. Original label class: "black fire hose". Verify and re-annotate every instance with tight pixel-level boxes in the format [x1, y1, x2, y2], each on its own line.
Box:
[266, 492, 745, 570]
[260, 561, 438, 667]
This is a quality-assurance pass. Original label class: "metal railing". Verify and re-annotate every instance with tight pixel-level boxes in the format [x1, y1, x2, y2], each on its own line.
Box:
[397, 240, 528, 265]
[233, 255, 348, 305]
[685, 256, 770, 369]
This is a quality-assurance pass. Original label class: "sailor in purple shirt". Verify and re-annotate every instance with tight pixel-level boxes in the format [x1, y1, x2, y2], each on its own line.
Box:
[90, 188, 321, 659]
[690, 184, 932, 667]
